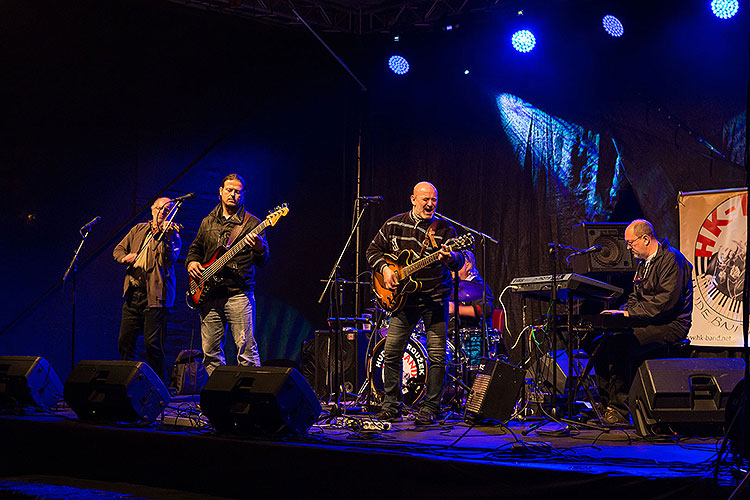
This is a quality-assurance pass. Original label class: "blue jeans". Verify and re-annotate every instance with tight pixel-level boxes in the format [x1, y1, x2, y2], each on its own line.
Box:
[382, 301, 447, 414]
[200, 291, 261, 376]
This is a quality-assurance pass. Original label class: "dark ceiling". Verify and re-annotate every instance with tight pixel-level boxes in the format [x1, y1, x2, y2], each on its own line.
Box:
[164, 0, 530, 34]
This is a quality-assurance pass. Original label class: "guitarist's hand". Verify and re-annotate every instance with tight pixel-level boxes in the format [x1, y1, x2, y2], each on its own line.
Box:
[121, 253, 137, 265]
[383, 266, 399, 290]
[437, 245, 456, 264]
[244, 233, 265, 252]
[187, 261, 205, 280]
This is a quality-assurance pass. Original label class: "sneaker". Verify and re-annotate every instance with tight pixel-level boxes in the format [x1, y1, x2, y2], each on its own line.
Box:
[376, 408, 402, 422]
[602, 406, 631, 427]
[414, 409, 437, 426]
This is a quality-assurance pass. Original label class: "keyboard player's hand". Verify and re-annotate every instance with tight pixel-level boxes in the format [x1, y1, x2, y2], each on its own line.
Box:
[601, 309, 628, 316]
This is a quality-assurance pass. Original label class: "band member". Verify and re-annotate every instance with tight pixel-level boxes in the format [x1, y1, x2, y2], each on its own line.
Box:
[594, 219, 693, 426]
[449, 249, 494, 329]
[186, 173, 268, 375]
[113, 197, 182, 383]
[366, 181, 463, 425]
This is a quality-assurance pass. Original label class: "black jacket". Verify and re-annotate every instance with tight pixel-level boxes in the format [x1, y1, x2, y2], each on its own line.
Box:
[626, 239, 693, 344]
[185, 204, 269, 297]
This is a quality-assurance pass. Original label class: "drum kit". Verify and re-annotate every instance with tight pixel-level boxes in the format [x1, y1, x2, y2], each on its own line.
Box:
[363, 280, 505, 409]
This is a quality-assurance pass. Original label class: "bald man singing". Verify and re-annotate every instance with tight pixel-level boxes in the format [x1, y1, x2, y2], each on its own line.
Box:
[113, 197, 182, 383]
[366, 182, 463, 425]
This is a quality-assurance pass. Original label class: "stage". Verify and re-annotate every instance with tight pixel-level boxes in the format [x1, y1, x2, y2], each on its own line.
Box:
[0, 397, 745, 500]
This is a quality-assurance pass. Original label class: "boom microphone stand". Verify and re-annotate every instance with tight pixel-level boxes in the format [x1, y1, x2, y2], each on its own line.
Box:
[63, 217, 100, 371]
[318, 197, 376, 409]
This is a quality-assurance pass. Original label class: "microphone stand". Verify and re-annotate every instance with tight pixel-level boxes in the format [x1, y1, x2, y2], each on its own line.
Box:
[318, 198, 374, 411]
[435, 213, 499, 361]
[62, 222, 97, 371]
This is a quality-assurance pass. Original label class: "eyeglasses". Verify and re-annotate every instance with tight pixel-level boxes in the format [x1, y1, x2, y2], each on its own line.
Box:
[625, 235, 645, 248]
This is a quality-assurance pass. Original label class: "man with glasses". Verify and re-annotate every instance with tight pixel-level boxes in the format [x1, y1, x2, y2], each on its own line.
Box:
[593, 219, 693, 426]
[113, 197, 182, 383]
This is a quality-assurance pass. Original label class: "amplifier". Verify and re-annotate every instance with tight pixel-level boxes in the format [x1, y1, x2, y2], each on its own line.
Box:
[464, 358, 524, 424]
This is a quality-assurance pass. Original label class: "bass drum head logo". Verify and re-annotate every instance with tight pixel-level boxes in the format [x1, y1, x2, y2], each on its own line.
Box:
[370, 338, 427, 406]
[693, 192, 746, 323]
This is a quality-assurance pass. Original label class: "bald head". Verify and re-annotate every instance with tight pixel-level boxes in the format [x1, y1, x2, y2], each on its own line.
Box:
[151, 197, 173, 226]
[625, 219, 658, 260]
[411, 181, 438, 219]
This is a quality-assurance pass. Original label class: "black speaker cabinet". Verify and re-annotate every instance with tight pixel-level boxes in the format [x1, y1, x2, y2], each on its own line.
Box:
[629, 358, 745, 437]
[200, 366, 322, 436]
[63, 360, 170, 422]
[0, 356, 63, 409]
[571, 222, 636, 274]
[312, 329, 368, 398]
[464, 358, 525, 424]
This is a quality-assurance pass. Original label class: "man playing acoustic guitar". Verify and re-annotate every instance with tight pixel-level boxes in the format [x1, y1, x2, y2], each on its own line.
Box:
[186, 173, 268, 376]
[366, 181, 464, 425]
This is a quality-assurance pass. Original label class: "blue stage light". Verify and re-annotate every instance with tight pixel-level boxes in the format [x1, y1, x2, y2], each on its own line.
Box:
[711, 0, 739, 19]
[602, 15, 624, 37]
[388, 55, 410, 75]
[511, 30, 536, 53]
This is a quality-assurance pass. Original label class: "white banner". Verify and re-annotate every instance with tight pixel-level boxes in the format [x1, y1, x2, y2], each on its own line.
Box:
[679, 188, 746, 347]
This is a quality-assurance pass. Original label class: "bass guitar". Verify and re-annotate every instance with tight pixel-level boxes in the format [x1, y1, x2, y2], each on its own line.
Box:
[371, 233, 474, 313]
[186, 204, 288, 309]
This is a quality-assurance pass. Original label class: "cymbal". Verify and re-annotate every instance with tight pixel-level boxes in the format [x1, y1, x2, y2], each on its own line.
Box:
[458, 280, 484, 302]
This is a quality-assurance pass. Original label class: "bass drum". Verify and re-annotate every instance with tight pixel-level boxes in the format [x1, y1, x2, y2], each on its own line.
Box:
[369, 336, 456, 407]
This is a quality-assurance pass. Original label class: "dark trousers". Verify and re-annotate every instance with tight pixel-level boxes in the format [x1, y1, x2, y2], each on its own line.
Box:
[117, 289, 167, 383]
[590, 331, 666, 414]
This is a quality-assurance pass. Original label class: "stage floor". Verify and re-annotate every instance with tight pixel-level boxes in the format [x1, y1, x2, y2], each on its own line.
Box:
[0, 396, 746, 500]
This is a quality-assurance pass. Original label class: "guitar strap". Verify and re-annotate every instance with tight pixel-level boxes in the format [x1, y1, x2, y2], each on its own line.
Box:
[226, 211, 251, 249]
[420, 219, 440, 257]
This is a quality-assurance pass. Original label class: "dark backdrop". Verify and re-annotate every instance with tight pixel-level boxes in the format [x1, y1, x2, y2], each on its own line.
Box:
[1, 0, 745, 379]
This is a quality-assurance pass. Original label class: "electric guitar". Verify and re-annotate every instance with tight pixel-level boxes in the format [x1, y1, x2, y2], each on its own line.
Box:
[371, 233, 474, 313]
[186, 204, 288, 309]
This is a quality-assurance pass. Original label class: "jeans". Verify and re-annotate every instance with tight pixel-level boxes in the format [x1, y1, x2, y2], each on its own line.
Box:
[200, 291, 261, 376]
[118, 289, 167, 382]
[382, 301, 447, 414]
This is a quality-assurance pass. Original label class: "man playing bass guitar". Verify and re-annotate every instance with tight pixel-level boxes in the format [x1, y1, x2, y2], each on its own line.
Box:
[366, 181, 463, 425]
[186, 173, 268, 375]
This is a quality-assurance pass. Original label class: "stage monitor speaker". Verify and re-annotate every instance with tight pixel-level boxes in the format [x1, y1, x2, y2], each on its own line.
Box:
[571, 222, 636, 274]
[63, 360, 170, 422]
[464, 358, 524, 424]
[725, 378, 750, 459]
[629, 358, 745, 437]
[200, 366, 322, 436]
[0, 356, 63, 409]
[312, 329, 368, 399]
[527, 350, 594, 401]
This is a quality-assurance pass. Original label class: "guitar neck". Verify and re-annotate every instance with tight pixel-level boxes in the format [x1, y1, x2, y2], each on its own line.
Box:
[403, 248, 449, 278]
[204, 220, 268, 279]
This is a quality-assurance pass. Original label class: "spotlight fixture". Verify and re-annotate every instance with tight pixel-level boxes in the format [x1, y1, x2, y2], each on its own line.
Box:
[710, 0, 739, 19]
[511, 30, 536, 53]
[388, 55, 410, 75]
[602, 15, 624, 37]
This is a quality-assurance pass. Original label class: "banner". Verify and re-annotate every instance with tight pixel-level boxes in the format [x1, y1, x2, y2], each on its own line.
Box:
[679, 188, 746, 347]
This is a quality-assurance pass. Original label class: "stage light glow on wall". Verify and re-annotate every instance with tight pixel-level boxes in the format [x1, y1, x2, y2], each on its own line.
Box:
[511, 30, 536, 53]
[602, 15, 624, 37]
[710, 0, 739, 19]
[388, 55, 410, 75]
[496, 93, 625, 220]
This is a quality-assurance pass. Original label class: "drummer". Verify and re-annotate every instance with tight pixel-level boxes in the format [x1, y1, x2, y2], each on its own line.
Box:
[448, 249, 494, 329]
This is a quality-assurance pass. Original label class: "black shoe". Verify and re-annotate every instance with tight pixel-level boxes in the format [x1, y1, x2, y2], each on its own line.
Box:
[602, 406, 631, 427]
[414, 409, 437, 425]
[376, 408, 402, 422]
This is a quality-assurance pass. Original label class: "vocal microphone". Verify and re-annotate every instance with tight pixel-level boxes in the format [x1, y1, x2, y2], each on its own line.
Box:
[80, 216, 101, 232]
[577, 245, 603, 255]
[172, 192, 196, 202]
[358, 195, 383, 203]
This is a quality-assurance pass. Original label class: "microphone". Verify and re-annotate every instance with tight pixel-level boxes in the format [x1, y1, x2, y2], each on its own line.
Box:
[580, 245, 603, 255]
[358, 195, 383, 203]
[172, 192, 196, 202]
[79, 216, 101, 233]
